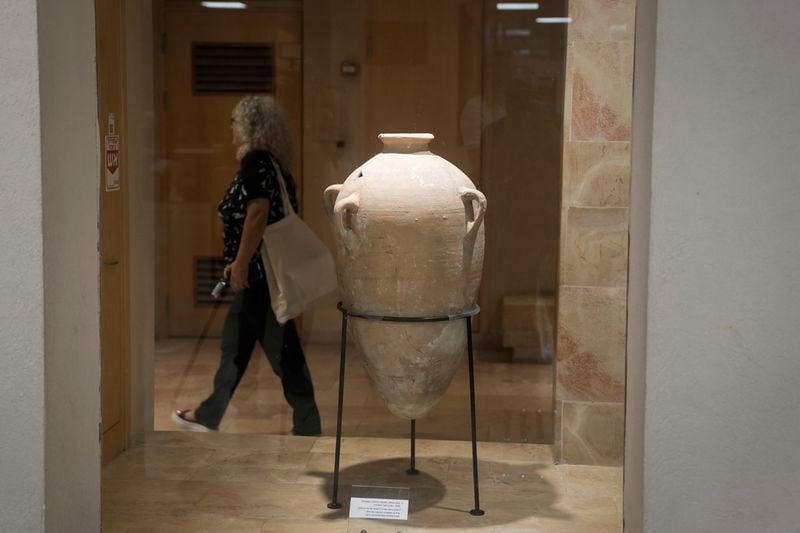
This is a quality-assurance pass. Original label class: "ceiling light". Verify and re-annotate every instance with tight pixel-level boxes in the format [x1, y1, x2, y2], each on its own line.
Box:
[535, 17, 572, 23]
[201, 1, 247, 9]
[497, 3, 540, 10]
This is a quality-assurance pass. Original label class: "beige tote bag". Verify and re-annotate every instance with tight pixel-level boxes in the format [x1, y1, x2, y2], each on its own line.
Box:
[261, 161, 338, 324]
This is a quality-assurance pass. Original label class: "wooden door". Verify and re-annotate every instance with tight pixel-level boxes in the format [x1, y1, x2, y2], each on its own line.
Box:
[160, 2, 303, 336]
[96, 0, 130, 464]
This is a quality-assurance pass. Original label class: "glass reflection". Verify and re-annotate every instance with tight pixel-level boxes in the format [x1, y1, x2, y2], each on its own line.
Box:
[155, 0, 567, 445]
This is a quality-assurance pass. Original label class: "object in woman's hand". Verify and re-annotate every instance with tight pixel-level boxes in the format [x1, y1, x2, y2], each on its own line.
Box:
[211, 279, 227, 299]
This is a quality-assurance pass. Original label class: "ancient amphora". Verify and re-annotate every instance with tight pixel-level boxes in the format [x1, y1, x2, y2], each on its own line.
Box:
[324, 133, 486, 419]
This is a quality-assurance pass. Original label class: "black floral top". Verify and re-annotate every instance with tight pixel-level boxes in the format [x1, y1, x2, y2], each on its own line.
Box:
[217, 149, 299, 264]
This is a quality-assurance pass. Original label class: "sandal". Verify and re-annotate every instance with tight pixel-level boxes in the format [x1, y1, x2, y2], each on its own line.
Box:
[171, 409, 214, 432]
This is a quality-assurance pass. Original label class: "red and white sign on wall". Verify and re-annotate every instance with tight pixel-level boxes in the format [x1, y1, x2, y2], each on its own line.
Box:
[105, 134, 120, 192]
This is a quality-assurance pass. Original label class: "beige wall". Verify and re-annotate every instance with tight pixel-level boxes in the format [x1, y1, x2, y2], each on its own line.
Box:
[555, 0, 635, 465]
[125, 0, 156, 438]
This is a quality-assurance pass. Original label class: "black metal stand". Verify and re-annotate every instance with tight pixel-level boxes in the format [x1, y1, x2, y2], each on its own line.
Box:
[407, 419, 419, 475]
[327, 302, 485, 516]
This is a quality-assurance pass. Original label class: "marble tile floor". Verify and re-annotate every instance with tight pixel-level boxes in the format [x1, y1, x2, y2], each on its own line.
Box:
[155, 339, 554, 444]
[102, 432, 622, 532]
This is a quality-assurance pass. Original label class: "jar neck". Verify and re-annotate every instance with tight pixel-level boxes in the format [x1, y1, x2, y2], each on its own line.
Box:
[379, 133, 434, 154]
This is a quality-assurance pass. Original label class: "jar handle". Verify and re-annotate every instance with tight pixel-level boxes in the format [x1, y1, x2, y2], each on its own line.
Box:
[334, 192, 360, 234]
[459, 187, 487, 239]
[323, 184, 342, 217]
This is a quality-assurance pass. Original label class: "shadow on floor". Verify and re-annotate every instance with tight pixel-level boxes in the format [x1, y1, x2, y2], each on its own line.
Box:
[307, 456, 571, 529]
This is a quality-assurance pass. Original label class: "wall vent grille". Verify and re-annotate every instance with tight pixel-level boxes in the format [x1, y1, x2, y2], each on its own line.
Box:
[192, 43, 274, 94]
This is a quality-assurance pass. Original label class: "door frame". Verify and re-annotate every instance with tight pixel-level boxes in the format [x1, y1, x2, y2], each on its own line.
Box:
[96, 0, 132, 464]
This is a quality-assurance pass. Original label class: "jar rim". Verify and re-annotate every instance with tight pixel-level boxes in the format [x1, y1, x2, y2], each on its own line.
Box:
[378, 133, 434, 153]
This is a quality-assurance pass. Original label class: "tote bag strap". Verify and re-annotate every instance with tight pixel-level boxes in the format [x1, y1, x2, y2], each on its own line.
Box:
[270, 158, 295, 217]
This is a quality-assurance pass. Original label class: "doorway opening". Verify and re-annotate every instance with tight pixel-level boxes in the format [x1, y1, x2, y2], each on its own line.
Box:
[100, 0, 633, 529]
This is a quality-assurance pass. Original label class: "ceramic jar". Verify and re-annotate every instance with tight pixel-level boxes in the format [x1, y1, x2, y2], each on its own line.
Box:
[324, 133, 486, 419]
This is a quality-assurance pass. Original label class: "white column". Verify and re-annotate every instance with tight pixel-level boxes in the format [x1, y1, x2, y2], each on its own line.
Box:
[39, 0, 101, 530]
[0, 0, 101, 531]
[0, 2, 47, 530]
[628, 0, 800, 531]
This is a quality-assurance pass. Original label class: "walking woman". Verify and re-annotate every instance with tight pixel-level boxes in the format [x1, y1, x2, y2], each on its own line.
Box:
[172, 95, 322, 436]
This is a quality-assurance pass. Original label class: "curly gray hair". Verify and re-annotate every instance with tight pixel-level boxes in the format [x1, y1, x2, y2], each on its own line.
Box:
[232, 95, 293, 169]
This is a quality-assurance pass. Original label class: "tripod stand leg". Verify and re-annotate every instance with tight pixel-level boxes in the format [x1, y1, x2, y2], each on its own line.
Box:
[466, 317, 485, 516]
[407, 419, 419, 475]
[327, 312, 349, 510]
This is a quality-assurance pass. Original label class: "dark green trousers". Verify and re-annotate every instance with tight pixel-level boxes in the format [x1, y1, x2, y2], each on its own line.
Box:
[195, 268, 321, 434]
